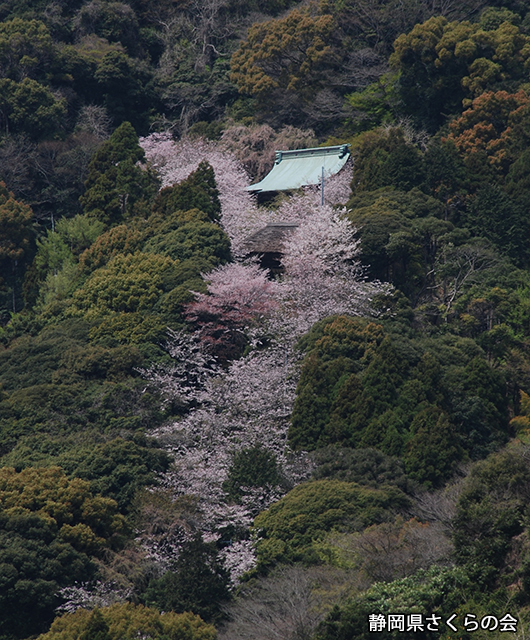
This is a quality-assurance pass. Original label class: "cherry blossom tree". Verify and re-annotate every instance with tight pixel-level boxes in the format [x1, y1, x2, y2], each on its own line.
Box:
[219, 540, 257, 588]
[143, 342, 311, 585]
[152, 344, 303, 494]
[184, 262, 279, 361]
[267, 191, 385, 339]
[140, 132, 354, 255]
[138, 134, 384, 587]
[320, 160, 353, 206]
[56, 581, 133, 615]
[138, 329, 220, 411]
[140, 133, 272, 255]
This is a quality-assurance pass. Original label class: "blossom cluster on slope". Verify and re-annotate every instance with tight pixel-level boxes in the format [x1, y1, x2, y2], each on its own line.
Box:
[136, 134, 383, 586]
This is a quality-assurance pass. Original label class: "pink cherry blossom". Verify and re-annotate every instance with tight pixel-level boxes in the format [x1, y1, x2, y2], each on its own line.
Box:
[140, 133, 271, 255]
[137, 134, 385, 586]
[184, 262, 279, 359]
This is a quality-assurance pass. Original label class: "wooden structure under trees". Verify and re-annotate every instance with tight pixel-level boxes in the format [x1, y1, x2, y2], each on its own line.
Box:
[243, 145, 350, 273]
[242, 223, 299, 274]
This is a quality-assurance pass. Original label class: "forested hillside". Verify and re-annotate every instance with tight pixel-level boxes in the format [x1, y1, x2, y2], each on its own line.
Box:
[2, 0, 530, 638]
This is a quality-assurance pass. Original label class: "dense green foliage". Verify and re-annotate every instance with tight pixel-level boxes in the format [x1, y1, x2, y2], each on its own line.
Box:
[314, 566, 473, 640]
[391, 16, 530, 131]
[453, 442, 530, 586]
[0, 119, 232, 639]
[290, 316, 507, 486]
[310, 446, 415, 493]
[80, 122, 158, 226]
[0, 150, 231, 490]
[142, 536, 231, 624]
[1, 434, 169, 512]
[0, 182, 35, 320]
[0, 467, 127, 638]
[253, 480, 409, 567]
[36, 604, 217, 640]
[223, 445, 283, 503]
[152, 162, 221, 224]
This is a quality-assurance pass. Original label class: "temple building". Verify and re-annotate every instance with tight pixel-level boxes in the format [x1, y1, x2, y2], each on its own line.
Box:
[246, 144, 351, 194]
[243, 144, 351, 274]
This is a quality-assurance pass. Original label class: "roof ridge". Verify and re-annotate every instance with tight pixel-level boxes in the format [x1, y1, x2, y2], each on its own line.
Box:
[275, 144, 350, 164]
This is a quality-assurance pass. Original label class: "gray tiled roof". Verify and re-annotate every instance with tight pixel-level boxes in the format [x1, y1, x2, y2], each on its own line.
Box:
[242, 223, 299, 253]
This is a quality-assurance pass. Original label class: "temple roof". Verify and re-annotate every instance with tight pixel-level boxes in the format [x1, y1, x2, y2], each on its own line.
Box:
[246, 144, 351, 193]
[242, 223, 299, 254]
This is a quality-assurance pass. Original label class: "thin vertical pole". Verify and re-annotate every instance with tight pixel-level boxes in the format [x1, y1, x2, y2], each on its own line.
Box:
[321, 166, 324, 206]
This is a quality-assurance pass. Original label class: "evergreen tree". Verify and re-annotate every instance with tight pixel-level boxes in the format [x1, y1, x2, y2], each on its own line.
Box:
[0, 181, 34, 316]
[403, 407, 464, 488]
[80, 122, 158, 227]
[79, 609, 111, 640]
[142, 535, 231, 624]
[466, 185, 530, 267]
[361, 337, 402, 415]
[152, 162, 221, 223]
[223, 445, 282, 503]
[351, 128, 425, 193]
